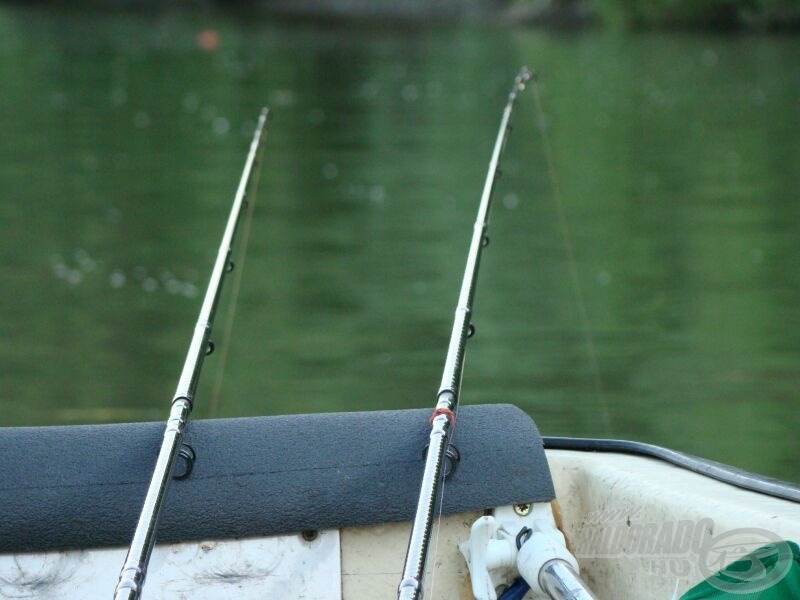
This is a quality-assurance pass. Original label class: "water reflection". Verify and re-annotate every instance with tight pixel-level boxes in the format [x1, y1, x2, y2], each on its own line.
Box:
[0, 5, 798, 481]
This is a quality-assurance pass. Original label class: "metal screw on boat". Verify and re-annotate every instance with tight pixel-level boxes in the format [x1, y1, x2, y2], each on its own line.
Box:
[514, 503, 532, 516]
[301, 530, 318, 542]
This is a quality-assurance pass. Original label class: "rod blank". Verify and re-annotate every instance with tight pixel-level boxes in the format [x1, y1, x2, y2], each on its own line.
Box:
[114, 108, 270, 600]
[397, 68, 531, 600]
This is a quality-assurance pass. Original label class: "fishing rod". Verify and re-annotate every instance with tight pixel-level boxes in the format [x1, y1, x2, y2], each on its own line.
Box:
[114, 108, 270, 600]
[397, 68, 531, 600]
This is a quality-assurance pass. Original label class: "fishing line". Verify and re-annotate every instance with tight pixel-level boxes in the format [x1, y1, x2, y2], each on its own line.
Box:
[426, 414, 459, 599]
[208, 141, 266, 419]
[426, 467, 446, 598]
[530, 77, 612, 435]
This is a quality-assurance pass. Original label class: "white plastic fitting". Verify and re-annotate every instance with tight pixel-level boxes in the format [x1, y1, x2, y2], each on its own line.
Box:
[460, 504, 583, 600]
[516, 520, 579, 596]
[460, 515, 518, 600]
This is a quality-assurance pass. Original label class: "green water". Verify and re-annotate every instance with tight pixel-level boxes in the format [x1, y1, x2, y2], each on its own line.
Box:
[1, 5, 798, 481]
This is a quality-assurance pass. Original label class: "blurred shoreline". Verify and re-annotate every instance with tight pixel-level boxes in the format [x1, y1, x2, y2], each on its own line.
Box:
[10, 0, 800, 32]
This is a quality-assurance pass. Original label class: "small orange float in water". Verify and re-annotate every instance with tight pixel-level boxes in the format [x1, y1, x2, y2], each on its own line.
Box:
[197, 29, 219, 51]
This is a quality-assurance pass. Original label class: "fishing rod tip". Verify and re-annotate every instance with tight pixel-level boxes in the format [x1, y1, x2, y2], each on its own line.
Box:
[512, 68, 536, 95]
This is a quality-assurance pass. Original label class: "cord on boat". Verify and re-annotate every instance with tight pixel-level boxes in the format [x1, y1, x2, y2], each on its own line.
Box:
[543, 436, 800, 503]
[530, 76, 612, 436]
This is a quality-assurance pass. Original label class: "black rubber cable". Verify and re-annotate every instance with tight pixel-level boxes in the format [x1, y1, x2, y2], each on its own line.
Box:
[543, 436, 800, 503]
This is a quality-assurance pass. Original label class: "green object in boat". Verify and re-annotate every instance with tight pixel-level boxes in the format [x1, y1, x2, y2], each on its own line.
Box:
[681, 540, 800, 599]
